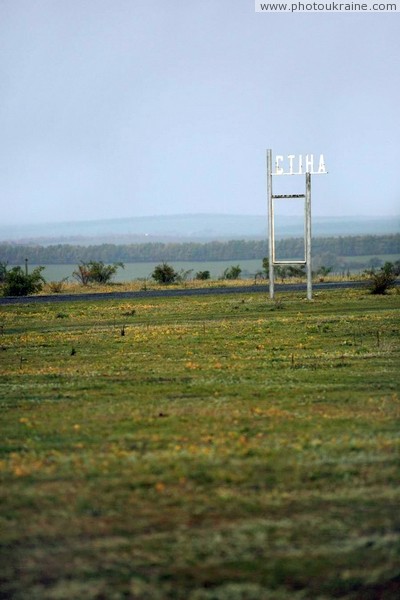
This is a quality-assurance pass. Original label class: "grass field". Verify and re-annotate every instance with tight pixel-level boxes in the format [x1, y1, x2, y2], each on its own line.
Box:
[0, 289, 399, 599]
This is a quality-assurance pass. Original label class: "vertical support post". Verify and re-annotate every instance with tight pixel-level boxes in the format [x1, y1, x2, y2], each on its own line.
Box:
[267, 149, 274, 299]
[305, 172, 312, 300]
[25, 258, 28, 277]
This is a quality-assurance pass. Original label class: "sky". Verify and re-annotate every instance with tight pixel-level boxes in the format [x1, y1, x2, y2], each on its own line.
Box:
[1, 0, 399, 226]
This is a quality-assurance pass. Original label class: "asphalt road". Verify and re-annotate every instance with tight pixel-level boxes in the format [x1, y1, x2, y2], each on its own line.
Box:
[0, 281, 370, 305]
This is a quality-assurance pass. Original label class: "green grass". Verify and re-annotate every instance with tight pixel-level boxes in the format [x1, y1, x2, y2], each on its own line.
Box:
[1, 289, 399, 599]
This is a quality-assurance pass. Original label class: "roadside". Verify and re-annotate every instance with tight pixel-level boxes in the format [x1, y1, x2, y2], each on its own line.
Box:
[0, 280, 372, 305]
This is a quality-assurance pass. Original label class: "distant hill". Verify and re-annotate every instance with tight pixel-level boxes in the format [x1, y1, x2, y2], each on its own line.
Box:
[0, 214, 398, 245]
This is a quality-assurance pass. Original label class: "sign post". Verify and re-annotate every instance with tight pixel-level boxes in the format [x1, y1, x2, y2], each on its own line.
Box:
[267, 149, 274, 299]
[266, 150, 327, 301]
[305, 172, 312, 300]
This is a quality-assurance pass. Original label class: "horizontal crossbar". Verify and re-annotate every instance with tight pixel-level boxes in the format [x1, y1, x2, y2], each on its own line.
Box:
[272, 194, 305, 199]
[273, 260, 306, 265]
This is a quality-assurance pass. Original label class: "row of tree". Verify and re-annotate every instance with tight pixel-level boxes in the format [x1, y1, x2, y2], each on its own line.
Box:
[0, 261, 244, 295]
[2, 259, 399, 296]
[1, 234, 398, 265]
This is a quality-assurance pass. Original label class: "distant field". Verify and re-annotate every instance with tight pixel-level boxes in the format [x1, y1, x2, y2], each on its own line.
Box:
[1, 288, 399, 599]
[29, 253, 400, 283]
[342, 254, 400, 265]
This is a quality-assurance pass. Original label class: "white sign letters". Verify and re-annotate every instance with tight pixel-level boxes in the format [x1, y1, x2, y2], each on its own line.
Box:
[274, 154, 327, 175]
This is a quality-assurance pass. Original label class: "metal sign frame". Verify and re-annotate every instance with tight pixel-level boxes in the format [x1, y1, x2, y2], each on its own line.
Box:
[267, 149, 313, 300]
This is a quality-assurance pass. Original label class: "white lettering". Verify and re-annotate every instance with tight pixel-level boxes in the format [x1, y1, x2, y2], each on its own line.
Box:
[298, 154, 303, 174]
[318, 154, 327, 174]
[272, 153, 327, 175]
[275, 155, 284, 175]
[305, 154, 314, 173]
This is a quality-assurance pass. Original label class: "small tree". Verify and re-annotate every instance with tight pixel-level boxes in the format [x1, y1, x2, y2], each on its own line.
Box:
[72, 261, 124, 285]
[195, 270, 211, 281]
[223, 265, 242, 280]
[364, 262, 397, 295]
[2, 266, 45, 297]
[86, 261, 124, 284]
[262, 257, 269, 277]
[151, 263, 178, 284]
[72, 264, 91, 285]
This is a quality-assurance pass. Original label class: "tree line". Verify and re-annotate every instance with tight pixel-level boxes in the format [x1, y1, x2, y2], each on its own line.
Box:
[2, 258, 399, 297]
[0, 234, 399, 265]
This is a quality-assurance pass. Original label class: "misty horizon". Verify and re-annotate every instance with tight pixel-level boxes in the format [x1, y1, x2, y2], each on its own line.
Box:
[1, 213, 398, 247]
[1, 210, 400, 229]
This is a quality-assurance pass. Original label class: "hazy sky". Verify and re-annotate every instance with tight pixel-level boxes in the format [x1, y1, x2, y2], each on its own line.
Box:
[1, 0, 399, 225]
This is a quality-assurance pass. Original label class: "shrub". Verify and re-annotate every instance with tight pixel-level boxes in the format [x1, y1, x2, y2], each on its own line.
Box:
[2, 266, 45, 296]
[151, 263, 178, 284]
[72, 261, 124, 285]
[86, 261, 124, 284]
[176, 269, 193, 283]
[364, 262, 398, 295]
[286, 265, 306, 278]
[222, 265, 242, 280]
[49, 278, 68, 293]
[254, 270, 265, 283]
[316, 265, 333, 282]
[72, 264, 91, 285]
[195, 270, 211, 280]
[262, 257, 269, 276]
[0, 262, 8, 284]
[275, 266, 287, 282]
[262, 259, 306, 281]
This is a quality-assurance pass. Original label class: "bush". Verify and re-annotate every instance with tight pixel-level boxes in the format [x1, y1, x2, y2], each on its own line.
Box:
[72, 261, 124, 285]
[286, 265, 306, 278]
[262, 257, 269, 277]
[2, 266, 45, 296]
[195, 270, 211, 280]
[222, 265, 242, 280]
[151, 263, 178, 284]
[364, 262, 398, 295]
[275, 266, 287, 282]
[262, 259, 306, 281]
[49, 278, 69, 293]
[254, 270, 265, 283]
[0, 262, 8, 284]
[176, 269, 193, 283]
[86, 261, 124, 284]
[72, 264, 91, 285]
